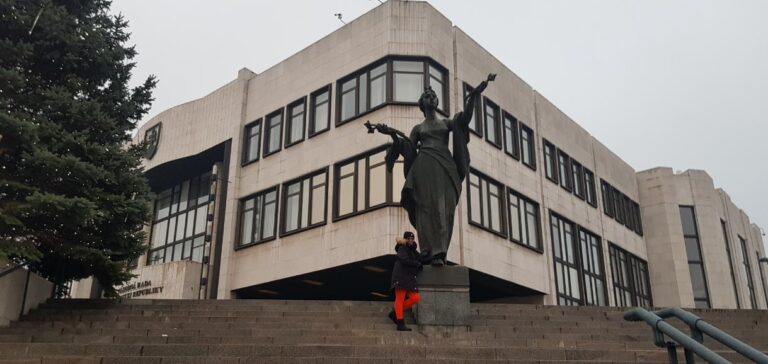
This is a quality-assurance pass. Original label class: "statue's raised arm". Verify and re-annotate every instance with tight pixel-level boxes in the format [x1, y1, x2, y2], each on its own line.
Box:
[461, 73, 496, 124]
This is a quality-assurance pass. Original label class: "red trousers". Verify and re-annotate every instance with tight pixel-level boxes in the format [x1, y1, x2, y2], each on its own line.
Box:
[393, 288, 420, 320]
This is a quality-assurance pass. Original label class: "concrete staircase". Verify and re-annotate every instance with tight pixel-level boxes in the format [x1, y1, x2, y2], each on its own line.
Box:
[0, 299, 766, 363]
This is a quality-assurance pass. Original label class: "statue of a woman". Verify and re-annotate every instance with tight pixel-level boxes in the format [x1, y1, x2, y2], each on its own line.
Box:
[366, 74, 495, 266]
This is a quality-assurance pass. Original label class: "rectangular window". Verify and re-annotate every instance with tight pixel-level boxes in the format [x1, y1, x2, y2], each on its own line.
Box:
[571, 160, 585, 199]
[679, 206, 710, 308]
[613, 188, 624, 224]
[242, 119, 261, 165]
[285, 97, 306, 147]
[601, 180, 614, 217]
[739, 236, 758, 309]
[507, 189, 541, 251]
[502, 112, 519, 159]
[148, 172, 211, 265]
[623, 195, 634, 231]
[339, 77, 357, 122]
[632, 201, 643, 235]
[520, 123, 535, 170]
[370, 63, 387, 109]
[468, 170, 506, 236]
[393, 60, 424, 103]
[463, 83, 483, 136]
[557, 149, 572, 191]
[333, 147, 402, 219]
[238, 187, 279, 247]
[309, 85, 331, 137]
[584, 168, 597, 207]
[264, 109, 283, 156]
[550, 212, 608, 306]
[428, 64, 446, 113]
[483, 98, 501, 148]
[609, 243, 652, 307]
[721, 220, 741, 308]
[281, 168, 328, 236]
[543, 140, 558, 183]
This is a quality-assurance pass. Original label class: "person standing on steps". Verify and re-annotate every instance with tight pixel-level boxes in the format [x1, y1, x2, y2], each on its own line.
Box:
[388, 231, 422, 331]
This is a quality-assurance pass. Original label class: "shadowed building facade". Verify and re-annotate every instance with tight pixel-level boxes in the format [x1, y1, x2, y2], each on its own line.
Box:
[71, 0, 766, 309]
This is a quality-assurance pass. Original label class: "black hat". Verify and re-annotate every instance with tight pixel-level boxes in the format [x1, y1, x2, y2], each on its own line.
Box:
[403, 231, 415, 239]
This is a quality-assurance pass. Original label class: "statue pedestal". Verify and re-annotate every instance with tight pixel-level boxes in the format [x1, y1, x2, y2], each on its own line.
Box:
[415, 265, 470, 326]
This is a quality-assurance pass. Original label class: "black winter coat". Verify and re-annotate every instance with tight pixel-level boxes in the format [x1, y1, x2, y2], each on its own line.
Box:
[390, 244, 423, 290]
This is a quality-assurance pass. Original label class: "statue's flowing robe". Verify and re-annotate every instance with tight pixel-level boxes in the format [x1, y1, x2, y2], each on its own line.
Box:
[385, 111, 470, 260]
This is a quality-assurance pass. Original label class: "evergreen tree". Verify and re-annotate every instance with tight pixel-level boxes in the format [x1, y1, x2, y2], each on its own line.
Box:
[0, 0, 156, 296]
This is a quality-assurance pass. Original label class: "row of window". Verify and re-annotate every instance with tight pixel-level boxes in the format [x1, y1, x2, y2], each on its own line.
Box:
[241, 56, 449, 166]
[243, 85, 332, 164]
[468, 169, 542, 251]
[542, 140, 597, 207]
[549, 211, 652, 307]
[600, 180, 643, 236]
[237, 146, 405, 248]
[465, 85, 536, 170]
[148, 172, 212, 265]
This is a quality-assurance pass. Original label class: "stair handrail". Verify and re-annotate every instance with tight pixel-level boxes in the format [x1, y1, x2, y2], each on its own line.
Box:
[624, 307, 768, 363]
[624, 307, 729, 364]
[653, 307, 768, 364]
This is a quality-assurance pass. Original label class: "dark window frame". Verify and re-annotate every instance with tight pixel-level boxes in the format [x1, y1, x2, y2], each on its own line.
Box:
[679, 205, 711, 308]
[556, 148, 572, 192]
[263, 108, 284, 157]
[279, 167, 329, 238]
[584, 168, 597, 207]
[720, 220, 741, 309]
[483, 97, 502, 149]
[284, 96, 307, 148]
[332, 144, 401, 222]
[463, 82, 483, 137]
[609, 242, 653, 307]
[242, 118, 262, 166]
[571, 160, 585, 200]
[336, 56, 449, 126]
[147, 172, 212, 265]
[502, 111, 520, 160]
[739, 235, 758, 309]
[308, 84, 332, 137]
[467, 169, 507, 239]
[507, 187, 543, 253]
[235, 185, 280, 250]
[519, 123, 536, 170]
[601, 180, 614, 218]
[543, 139, 558, 184]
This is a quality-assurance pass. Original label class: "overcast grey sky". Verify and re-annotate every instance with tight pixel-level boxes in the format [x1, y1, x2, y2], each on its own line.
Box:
[111, 0, 768, 251]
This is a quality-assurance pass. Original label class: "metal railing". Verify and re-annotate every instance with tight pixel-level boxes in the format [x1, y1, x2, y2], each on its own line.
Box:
[625, 307, 768, 364]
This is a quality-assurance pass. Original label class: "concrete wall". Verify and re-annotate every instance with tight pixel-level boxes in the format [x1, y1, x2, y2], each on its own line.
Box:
[116, 261, 202, 300]
[637, 168, 766, 309]
[0, 265, 53, 326]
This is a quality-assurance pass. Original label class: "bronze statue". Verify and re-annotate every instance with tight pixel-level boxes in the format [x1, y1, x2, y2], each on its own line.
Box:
[366, 74, 495, 266]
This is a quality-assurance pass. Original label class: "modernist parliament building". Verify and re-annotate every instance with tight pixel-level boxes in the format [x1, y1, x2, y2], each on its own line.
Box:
[73, 0, 767, 309]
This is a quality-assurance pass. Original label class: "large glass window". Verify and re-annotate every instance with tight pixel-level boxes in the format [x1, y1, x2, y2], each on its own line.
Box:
[507, 189, 540, 250]
[148, 172, 211, 265]
[601, 180, 643, 236]
[238, 187, 279, 247]
[543, 140, 558, 183]
[281, 169, 328, 235]
[337, 58, 448, 125]
[483, 98, 501, 148]
[550, 212, 608, 306]
[334, 147, 404, 219]
[502, 112, 519, 159]
[285, 98, 306, 147]
[264, 109, 283, 156]
[739, 236, 758, 309]
[242, 119, 261, 165]
[468, 170, 506, 236]
[721, 220, 741, 308]
[609, 243, 652, 307]
[463, 83, 483, 136]
[601, 180, 614, 217]
[584, 168, 597, 207]
[520, 123, 535, 170]
[309, 85, 331, 137]
[679, 206, 710, 308]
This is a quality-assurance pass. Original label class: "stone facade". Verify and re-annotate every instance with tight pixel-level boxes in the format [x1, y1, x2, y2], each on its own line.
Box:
[93, 0, 766, 309]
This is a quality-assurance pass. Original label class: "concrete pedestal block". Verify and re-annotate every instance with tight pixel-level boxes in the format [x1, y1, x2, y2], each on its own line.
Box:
[415, 265, 470, 326]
